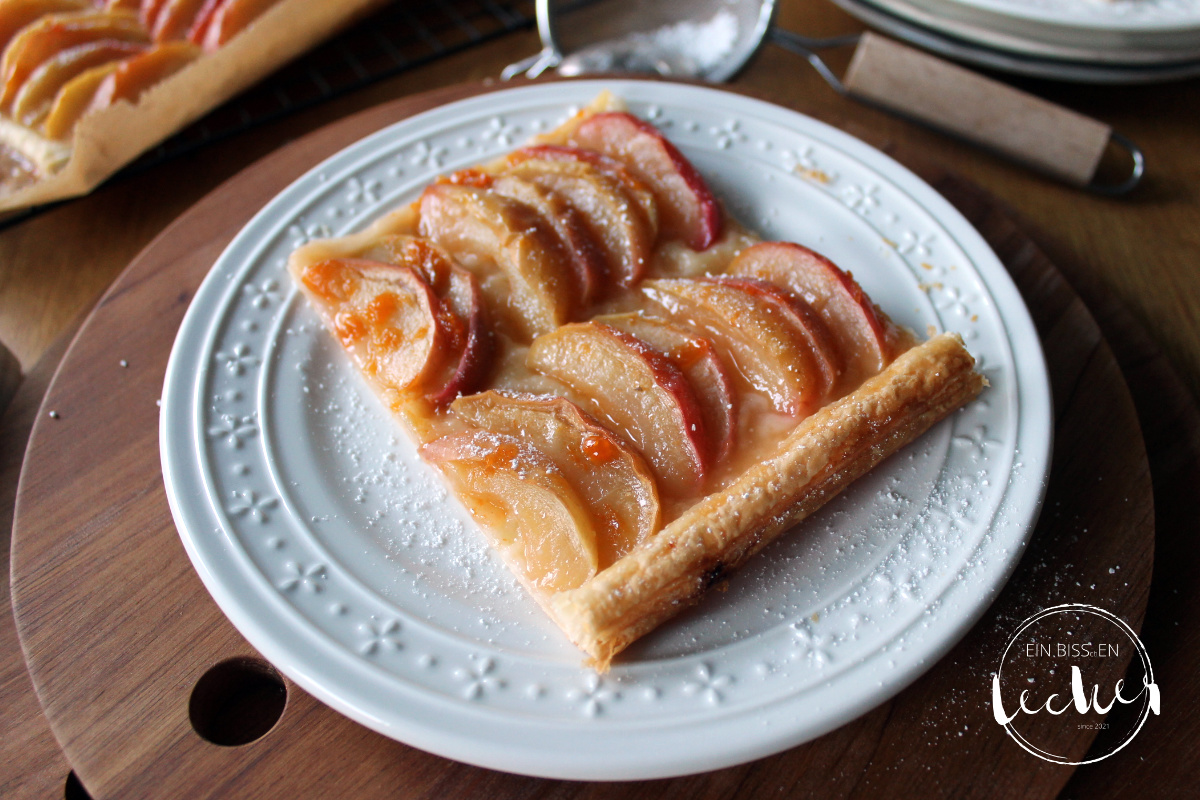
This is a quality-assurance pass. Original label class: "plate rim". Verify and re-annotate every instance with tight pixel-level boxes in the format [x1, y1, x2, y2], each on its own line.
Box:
[832, 0, 1200, 83]
[938, 0, 1200, 34]
[160, 79, 1053, 780]
[866, 0, 1200, 63]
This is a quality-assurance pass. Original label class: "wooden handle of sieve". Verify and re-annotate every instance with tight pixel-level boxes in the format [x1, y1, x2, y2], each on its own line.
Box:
[843, 32, 1111, 187]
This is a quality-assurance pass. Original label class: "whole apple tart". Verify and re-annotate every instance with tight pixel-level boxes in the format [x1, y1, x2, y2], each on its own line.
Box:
[288, 92, 987, 669]
[0, 0, 383, 209]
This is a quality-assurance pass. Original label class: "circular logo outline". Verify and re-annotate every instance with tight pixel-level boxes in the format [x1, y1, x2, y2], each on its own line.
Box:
[994, 603, 1159, 765]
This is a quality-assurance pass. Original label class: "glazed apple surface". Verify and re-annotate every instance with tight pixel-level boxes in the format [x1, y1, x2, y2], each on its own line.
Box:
[287, 95, 984, 667]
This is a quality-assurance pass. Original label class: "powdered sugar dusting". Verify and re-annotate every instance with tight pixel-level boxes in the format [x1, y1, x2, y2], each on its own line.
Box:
[164, 83, 1051, 774]
[558, 10, 740, 78]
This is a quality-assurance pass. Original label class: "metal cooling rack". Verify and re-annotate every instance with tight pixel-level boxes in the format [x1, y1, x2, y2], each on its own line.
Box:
[0, 0, 536, 230]
[129, 0, 537, 172]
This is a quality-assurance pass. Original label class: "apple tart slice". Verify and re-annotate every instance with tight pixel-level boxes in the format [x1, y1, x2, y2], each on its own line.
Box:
[289, 94, 986, 669]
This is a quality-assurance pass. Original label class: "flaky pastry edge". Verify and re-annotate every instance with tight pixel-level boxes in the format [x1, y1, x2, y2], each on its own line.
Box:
[547, 332, 986, 670]
[285, 90, 986, 670]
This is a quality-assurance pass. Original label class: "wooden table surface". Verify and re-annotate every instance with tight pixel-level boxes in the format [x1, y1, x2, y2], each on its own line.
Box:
[1, 0, 1198, 796]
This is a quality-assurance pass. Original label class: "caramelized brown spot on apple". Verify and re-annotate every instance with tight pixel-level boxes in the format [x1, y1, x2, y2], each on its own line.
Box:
[442, 168, 493, 189]
[364, 292, 398, 324]
[582, 433, 619, 465]
[402, 239, 451, 290]
[333, 311, 366, 345]
[302, 260, 357, 301]
[484, 440, 520, 469]
[374, 326, 403, 351]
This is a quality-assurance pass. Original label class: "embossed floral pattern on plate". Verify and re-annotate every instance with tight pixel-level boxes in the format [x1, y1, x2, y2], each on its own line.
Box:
[160, 80, 1052, 780]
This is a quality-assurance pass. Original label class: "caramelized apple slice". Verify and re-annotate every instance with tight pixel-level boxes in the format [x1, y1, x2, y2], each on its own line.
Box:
[41, 40, 196, 136]
[40, 57, 114, 137]
[595, 312, 737, 466]
[0, 10, 147, 109]
[0, 0, 90, 52]
[419, 182, 574, 342]
[643, 277, 840, 415]
[86, 39, 197, 111]
[570, 111, 722, 250]
[512, 145, 658, 233]
[10, 38, 143, 124]
[490, 173, 606, 306]
[526, 321, 708, 496]
[184, 0, 219, 44]
[138, 0, 167, 28]
[434, 264, 494, 403]
[199, 0, 275, 50]
[719, 275, 841, 392]
[422, 431, 599, 592]
[505, 145, 657, 286]
[728, 241, 901, 386]
[150, 0, 206, 41]
[452, 391, 660, 567]
[292, 258, 453, 400]
[354, 234, 493, 404]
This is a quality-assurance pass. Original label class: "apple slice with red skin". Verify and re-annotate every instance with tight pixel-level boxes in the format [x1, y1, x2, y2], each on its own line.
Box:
[0, 0, 91, 53]
[184, 0, 220, 43]
[569, 111, 722, 251]
[292, 257, 455, 401]
[595, 312, 737, 466]
[9, 38, 144, 125]
[149, 0, 207, 41]
[422, 430, 599, 592]
[643, 277, 840, 416]
[418, 181, 575, 342]
[489, 173, 607, 307]
[41, 58, 116, 138]
[727, 241, 900, 387]
[0, 9, 147, 109]
[717, 276, 842, 394]
[432, 264, 492, 403]
[87, 39, 198, 111]
[139, 0, 168, 29]
[526, 321, 708, 497]
[511, 145, 658, 233]
[349, 234, 493, 404]
[197, 0, 275, 50]
[452, 391, 660, 567]
[505, 145, 657, 286]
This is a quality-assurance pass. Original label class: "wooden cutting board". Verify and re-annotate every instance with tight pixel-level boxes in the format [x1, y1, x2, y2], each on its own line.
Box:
[8, 82, 1153, 799]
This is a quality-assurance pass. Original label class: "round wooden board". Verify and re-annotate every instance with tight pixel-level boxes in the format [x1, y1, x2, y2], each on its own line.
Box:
[9, 82, 1153, 799]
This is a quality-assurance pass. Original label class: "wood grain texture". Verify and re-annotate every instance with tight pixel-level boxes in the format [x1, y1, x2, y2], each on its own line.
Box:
[843, 33, 1110, 186]
[1, 325, 79, 800]
[7, 83, 1152, 799]
[0, 339, 18, 415]
[1015, 221, 1200, 796]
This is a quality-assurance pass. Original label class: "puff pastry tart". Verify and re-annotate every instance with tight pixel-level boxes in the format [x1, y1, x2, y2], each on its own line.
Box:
[289, 93, 987, 669]
[0, 0, 283, 182]
[0, 0, 382, 208]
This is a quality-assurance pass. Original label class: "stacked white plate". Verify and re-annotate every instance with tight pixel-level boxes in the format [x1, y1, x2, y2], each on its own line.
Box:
[831, 0, 1200, 82]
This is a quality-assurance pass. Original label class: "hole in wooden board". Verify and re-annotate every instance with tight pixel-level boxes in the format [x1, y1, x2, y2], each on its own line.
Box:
[189, 657, 287, 746]
[64, 771, 92, 799]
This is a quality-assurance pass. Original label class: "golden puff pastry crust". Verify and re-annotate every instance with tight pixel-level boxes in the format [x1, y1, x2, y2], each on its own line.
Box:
[549, 333, 985, 668]
[288, 93, 986, 670]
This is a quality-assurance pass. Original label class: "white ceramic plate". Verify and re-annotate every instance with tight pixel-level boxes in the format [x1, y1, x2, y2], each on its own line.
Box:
[868, 0, 1200, 63]
[946, 0, 1200, 37]
[160, 80, 1051, 780]
[834, 0, 1200, 82]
